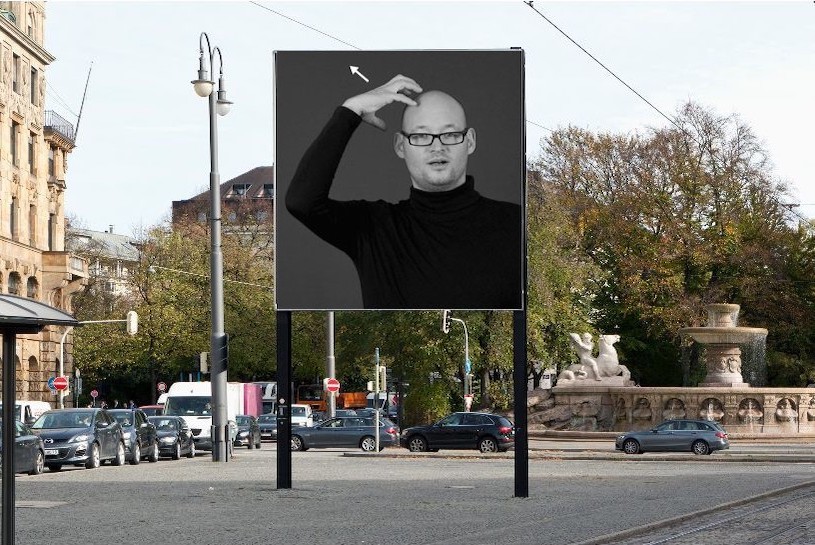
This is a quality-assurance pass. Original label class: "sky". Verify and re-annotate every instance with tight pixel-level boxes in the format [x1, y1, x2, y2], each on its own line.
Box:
[43, 1, 815, 234]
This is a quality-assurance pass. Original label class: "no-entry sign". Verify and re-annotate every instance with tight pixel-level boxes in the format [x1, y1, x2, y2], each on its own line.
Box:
[325, 378, 340, 393]
[157, 382, 167, 392]
[53, 376, 69, 391]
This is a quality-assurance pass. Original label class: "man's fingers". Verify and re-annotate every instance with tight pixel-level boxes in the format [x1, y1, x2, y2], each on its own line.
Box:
[362, 112, 387, 131]
[387, 92, 418, 108]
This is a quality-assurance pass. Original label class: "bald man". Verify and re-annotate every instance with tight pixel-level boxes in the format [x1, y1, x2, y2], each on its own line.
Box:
[286, 75, 522, 309]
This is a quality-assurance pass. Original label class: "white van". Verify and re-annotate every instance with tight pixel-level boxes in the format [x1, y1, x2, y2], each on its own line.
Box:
[0, 400, 52, 424]
[290, 404, 314, 427]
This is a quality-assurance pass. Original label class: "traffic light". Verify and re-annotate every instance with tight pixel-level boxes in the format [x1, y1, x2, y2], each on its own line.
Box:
[126, 310, 138, 335]
[442, 310, 452, 334]
[378, 365, 387, 392]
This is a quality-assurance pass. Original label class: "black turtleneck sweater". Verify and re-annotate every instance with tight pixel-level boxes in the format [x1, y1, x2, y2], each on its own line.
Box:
[286, 106, 522, 310]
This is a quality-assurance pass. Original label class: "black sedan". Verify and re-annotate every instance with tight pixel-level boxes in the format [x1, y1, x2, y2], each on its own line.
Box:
[0, 420, 45, 475]
[401, 412, 515, 453]
[291, 416, 398, 452]
[148, 416, 196, 459]
[30, 409, 125, 471]
[109, 409, 160, 464]
[615, 419, 730, 455]
[233, 415, 262, 449]
[257, 414, 277, 441]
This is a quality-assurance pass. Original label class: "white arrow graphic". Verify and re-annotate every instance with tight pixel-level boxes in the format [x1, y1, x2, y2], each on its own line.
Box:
[349, 65, 369, 83]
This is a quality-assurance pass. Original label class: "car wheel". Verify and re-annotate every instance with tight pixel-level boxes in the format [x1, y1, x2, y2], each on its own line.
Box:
[129, 442, 141, 465]
[478, 437, 499, 453]
[360, 436, 377, 452]
[407, 435, 428, 452]
[85, 443, 101, 469]
[46, 464, 62, 472]
[148, 442, 160, 463]
[187, 441, 196, 458]
[29, 450, 44, 475]
[291, 435, 305, 451]
[692, 440, 710, 455]
[172, 442, 181, 460]
[622, 439, 640, 455]
[112, 442, 126, 466]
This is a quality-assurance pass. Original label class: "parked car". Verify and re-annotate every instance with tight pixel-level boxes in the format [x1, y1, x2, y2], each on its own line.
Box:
[148, 416, 196, 459]
[30, 408, 125, 471]
[615, 419, 730, 455]
[257, 414, 278, 441]
[401, 412, 515, 453]
[0, 419, 45, 475]
[108, 409, 159, 464]
[290, 416, 398, 452]
[139, 405, 165, 417]
[234, 415, 262, 449]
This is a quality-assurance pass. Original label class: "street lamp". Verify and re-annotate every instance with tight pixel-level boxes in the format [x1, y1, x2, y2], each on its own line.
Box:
[192, 31, 232, 462]
[441, 310, 472, 411]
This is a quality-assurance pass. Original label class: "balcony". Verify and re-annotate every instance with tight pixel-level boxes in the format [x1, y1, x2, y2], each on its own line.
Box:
[44, 111, 76, 148]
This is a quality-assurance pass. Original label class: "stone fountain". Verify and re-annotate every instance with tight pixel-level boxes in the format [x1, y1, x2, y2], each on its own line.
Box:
[529, 303, 815, 438]
[679, 303, 767, 388]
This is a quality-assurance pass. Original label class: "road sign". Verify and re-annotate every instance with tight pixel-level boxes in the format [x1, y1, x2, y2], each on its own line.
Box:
[47, 377, 56, 389]
[53, 376, 69, 391]
[325, 378, 340, 393]
[157, 381, 167, 392]
[90, 389, 99, 399]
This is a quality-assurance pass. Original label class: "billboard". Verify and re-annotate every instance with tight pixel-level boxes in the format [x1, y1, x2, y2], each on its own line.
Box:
[275, 50, 525, 311]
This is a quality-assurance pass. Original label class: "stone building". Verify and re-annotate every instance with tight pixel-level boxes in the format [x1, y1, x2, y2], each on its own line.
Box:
[0, 2, 87, 402]
[67, 226, 139, 299]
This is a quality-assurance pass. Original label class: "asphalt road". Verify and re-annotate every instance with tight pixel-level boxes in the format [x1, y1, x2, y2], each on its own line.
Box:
[8, 440, 815, 545]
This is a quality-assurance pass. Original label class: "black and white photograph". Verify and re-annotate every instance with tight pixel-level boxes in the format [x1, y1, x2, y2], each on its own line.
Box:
[275, 50, 525, 311]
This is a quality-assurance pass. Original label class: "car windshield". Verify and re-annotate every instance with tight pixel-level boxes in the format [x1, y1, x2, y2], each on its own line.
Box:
[291, 407, 307, 417]
[164, 396, 211, 416]
[235, 416, 251, 426]
[258, 415, 276, 424]
[109, 412, 134, 427]
[31, 411, 94, 429]
[149, 418, 177, 431]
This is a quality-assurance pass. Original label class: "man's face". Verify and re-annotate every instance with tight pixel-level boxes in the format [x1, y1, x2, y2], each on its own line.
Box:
[394, 91, 476, 192]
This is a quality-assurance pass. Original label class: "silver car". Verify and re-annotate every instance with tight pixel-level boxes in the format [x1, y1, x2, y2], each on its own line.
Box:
[615, 419, 730, 455]
[291, 416, 398, 452]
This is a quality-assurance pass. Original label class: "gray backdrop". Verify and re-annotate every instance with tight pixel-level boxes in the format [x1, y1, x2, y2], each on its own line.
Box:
[275, 50, 524, 310]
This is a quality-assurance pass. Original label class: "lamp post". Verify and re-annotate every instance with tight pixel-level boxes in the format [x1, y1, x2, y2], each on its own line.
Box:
[442, 311, 471, 410]
[192, 31, 232, 462]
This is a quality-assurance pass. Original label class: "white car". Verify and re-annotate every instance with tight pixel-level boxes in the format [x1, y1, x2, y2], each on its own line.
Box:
[290, 404, 314, 427]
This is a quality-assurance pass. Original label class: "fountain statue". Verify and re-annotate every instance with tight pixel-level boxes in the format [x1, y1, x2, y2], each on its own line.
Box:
[678, 304, 767, 387]
[557, 333, 633, 386]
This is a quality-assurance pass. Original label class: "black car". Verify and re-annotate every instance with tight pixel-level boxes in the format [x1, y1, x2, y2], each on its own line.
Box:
[0, 420, 45, 475]
[401, 412, 515, 453]
[233, 415, 262, 449]
[148, 416, 196, 459]
[108, 409, 159, 464]
[257, 414, 277, 441]
[30, 408, 125, 471]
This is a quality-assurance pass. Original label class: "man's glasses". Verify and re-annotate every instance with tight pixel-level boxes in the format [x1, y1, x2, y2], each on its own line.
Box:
[399, 129, 469, 147]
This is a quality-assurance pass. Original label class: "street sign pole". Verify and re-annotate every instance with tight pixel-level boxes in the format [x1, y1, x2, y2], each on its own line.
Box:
[276, 311, 292, 489]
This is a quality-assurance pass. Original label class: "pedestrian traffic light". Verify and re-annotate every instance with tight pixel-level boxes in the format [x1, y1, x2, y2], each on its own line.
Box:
[442, 310, 452, 334]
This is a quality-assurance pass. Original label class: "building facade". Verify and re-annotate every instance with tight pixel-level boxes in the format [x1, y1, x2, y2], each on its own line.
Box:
[67, 226, 138, 299]
[0, 2, 87, 402]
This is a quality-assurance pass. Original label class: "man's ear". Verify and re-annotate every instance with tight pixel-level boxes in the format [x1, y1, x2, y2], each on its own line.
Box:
[394, 132, 406, 159]
[466, 128, 477, 156]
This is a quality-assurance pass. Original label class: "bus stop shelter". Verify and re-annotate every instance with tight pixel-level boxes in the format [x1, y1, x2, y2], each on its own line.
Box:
[0, 294, 80, 545]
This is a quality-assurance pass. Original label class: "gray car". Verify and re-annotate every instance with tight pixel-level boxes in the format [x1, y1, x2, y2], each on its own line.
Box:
[615, 419, 730, 455]
[0, 420, 45, 475]
[291, 416, 398, 452]
[30, 408, 126, 471]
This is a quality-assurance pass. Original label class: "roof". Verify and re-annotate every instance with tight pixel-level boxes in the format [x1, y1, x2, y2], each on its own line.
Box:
[67, 228, 140, 262]
[0, 294, 80, 331]
[174, 166, 274, 203]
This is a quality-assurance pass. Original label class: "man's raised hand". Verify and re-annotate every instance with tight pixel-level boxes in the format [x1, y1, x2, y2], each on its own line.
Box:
[342, 75, 423, 131]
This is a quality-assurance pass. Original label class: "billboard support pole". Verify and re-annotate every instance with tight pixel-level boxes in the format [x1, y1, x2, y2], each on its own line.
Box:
[276, 311, 292, 489]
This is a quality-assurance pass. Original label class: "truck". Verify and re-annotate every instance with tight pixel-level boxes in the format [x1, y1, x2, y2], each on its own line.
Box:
[253, 381, 277, 414]
[296, 384, 368, 412]
[163, 382, 261, 451]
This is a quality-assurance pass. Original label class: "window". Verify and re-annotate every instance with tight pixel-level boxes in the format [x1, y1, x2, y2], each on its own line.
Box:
[26, 277, 38, 298]
[8, 272, 21, 295]
[30, 67, 37, 105]
[10, 197, 17, 240]
[48, 146, 55, 177]
[28, 204, 36, 245]
[10, 121, 19, 166]
[28, 132, 35, 173]
[47, 213, 56, 250]
[12, 53, 19, 94]
[197, 211, 207, 223]
[261, 183, 274, 197]
[231, 184, 249, 197]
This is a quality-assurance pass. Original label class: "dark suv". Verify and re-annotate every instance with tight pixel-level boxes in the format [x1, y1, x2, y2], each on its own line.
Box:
[30, 408, 125, 471]
[108, 409, 159, 464]
[400, 412, 515, 453]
